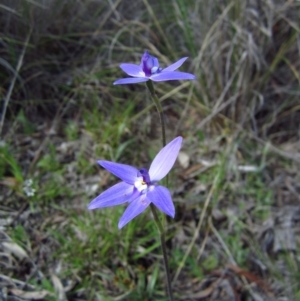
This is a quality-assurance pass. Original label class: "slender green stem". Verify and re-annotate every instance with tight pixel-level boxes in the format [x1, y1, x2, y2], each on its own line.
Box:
[150, 204, 174, 301]
[145, 80, 168, 187]
[145, 81, 166, 147]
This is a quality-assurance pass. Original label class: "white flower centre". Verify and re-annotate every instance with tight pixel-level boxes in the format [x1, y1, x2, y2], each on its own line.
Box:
[134, 179, 148, 193]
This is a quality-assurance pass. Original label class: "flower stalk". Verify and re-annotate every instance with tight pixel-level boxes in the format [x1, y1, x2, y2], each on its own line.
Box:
[150, 204, 174, 301]
[146, 80, 166, 147]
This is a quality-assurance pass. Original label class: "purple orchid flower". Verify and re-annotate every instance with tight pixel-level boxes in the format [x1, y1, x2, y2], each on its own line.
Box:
[88, 136, 182, 229]
[113, 51, 195, 85]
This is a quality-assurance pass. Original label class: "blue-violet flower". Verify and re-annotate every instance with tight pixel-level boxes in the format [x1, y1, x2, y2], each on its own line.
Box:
[113, 51, 195, 85]
[88, 136, 183, 229]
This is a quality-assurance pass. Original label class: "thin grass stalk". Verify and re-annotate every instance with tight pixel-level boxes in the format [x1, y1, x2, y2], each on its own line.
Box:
[0, 29, 31, 137]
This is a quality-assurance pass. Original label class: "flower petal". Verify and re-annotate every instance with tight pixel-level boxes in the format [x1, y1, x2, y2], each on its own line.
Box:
[149, 136, 182, 182]
[98, 160, 139, 184]
[120, 64, 145, 77]
[150, 71, 196, 82]
[153, 57, 159, 68]
[140, 51, 149, 64]
[113, 77, 149, 85]
[162, 57, 188, 72]
[147, 186, 175, 217]
[118, 195, 151, 229]
[88, 182, 134, 209]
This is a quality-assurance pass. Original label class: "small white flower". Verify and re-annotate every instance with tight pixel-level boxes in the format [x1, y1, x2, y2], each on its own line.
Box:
[23, 179, 36, 197]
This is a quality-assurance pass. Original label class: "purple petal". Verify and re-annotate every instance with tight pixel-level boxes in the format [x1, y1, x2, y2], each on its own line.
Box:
[113, 77, 149, 85]
[149, 136, 182, 182]
[120, 64, 145, 77]
[118, 195, 151, 229]
[147, 186, 175, 218]
[162, 57, 188, 72]
[150, 71, 196, 82]
[140, 51, 147, 65]
[88, 182, 134, 209]
[153, 57, 159, 68]
[98, 160, 139, 184]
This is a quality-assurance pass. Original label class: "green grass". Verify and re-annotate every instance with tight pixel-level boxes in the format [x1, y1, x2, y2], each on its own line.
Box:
[1, 0, 300, 300]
